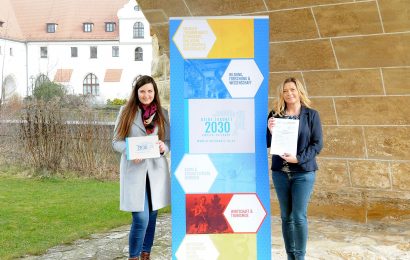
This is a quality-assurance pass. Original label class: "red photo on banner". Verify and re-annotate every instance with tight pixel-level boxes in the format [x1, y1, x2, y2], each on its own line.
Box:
[186, 194, 233, 234]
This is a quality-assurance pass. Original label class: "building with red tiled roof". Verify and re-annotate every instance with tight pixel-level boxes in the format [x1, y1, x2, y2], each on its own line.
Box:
[0, 0, 152, 103]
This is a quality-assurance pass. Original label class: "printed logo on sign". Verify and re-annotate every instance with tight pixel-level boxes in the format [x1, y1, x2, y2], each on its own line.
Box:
[188, 99, 255, 154]
[201, 116, 232, 137]
[175, 154, 218, 193]
[222, 59, 264, 98]
[175, 235, 219, 260]
[223, 194, 267, 233]
[135, 142, 154, 151]
[173, 20, 216, 59]
[228, 72, 251, 85]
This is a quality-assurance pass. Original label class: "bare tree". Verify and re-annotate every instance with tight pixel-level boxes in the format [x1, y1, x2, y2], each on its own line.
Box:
[19, 100, 67, 172]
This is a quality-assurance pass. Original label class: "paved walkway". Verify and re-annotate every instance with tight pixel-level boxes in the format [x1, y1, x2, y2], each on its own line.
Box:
[24, 214, 410, 260]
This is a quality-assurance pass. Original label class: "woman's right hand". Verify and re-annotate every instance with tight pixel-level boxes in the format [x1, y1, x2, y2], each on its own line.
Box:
[133, 158, 143, 164]
[268, 117, 276, 133]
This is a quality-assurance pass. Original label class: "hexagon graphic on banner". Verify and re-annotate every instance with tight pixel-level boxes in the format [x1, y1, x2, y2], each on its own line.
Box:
[175, 154, 218, 193]
[222, 59, 264, 98]
[173, 19, 216, 59]
[223, 193, 267, 233]
[176, 234, 219, 260]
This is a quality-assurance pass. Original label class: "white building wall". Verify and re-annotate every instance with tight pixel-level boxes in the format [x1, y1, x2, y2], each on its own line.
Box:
[2, 0, 152, 104]
[0, 39, 27, 99]
[118, 0, 151, 45]
[103, 41, 153, 99]
[27, 38, 152, 103]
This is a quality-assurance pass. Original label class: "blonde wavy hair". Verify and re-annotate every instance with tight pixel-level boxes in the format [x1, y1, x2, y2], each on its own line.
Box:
[273, 77, 312, 116]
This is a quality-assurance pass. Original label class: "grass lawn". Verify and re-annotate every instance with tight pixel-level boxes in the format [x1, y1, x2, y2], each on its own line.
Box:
[0, 167, 169, 259]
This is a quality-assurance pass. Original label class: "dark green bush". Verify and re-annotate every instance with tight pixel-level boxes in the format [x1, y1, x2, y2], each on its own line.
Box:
[33, 81, 66, 101]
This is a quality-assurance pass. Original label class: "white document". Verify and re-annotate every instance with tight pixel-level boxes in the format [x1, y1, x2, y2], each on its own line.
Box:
[126, 135, 160, 160]
[270, 118, 299, 156]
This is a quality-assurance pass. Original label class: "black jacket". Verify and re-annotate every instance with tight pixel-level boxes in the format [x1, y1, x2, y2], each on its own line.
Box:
[266, 106, 323, 172]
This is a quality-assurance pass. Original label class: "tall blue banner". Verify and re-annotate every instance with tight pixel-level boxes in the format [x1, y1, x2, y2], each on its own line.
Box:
[170, 16, 270, 260]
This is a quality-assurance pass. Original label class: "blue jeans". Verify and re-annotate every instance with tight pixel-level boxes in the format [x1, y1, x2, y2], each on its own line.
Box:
[272, 171, 316, 260]
[129, 190, 158, 258]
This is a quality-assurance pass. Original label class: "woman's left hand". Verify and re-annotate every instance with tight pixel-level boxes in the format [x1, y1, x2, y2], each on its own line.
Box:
[280, 153, 298, 163]
[158, 140, 166, 154]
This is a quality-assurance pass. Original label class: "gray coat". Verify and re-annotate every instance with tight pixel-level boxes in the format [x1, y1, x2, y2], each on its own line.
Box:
[112, 106, 170, 212]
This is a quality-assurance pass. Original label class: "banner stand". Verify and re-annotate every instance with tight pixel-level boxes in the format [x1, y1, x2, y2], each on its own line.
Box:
[170, 16, 270, 260]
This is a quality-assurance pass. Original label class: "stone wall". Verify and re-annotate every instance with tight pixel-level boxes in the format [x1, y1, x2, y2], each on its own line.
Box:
[138, 0, 410, 222]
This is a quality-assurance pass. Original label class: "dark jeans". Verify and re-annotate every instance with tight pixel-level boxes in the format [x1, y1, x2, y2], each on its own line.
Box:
[272, 171, 316, 260]
[129, 185, 158, 258]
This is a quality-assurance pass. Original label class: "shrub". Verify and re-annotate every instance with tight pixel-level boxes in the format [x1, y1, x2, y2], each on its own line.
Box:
[18, 100, 117, 178]
[19, 100, 67, 172]
[61, 94, 92, 109]
[107, 98, 127, 106]
[33, 81, 66, 101]
[1, 94, 23, 118]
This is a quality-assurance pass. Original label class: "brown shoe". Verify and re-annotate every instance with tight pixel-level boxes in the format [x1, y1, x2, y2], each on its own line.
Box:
[140, 252, 150, 260]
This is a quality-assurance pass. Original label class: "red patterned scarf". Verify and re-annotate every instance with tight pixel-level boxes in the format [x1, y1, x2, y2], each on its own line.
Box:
[139, 103, 157, 135]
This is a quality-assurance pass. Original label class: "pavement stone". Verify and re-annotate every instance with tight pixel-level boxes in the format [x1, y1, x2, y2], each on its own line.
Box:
[23, 214, 410, 260]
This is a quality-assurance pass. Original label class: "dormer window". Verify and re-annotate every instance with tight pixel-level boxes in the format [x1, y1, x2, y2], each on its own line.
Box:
[134, 5, 140, 11]
[46, 23, 57, 33]
[105, 22, 116, 32]
[83, 23, 94, 32]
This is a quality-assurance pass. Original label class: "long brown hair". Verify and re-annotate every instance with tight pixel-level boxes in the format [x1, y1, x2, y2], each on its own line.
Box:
[273, 77, 312, 116]
[115, 75, 167, 140]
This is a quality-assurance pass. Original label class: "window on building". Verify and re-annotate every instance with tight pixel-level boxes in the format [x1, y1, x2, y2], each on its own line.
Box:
[133, 22, 144, 39]
[0, 21, 4, 27]
[105, 22, 116, 32]
[134, 5, 140, 11]
[40, 47, 48, 58]
[71, 47, 78, 57]
[83, 73, 99, 96]
[3, 75, 17, 99]
[112, 46, 119, 57]
[10, 48, 13, 56]
[135, 47, 143, 61]
[83, 23, 93, 32]
[46, 23, 57, 33]
[0, 46, 2, 55]
[90, 46, 97, 58]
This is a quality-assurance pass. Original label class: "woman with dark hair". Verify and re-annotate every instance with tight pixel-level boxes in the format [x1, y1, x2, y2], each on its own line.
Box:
[112, 75, 170, 260]
[267, 77, 323, 260]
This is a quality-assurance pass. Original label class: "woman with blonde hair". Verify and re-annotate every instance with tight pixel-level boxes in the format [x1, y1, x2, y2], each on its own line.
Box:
[267, 77, 323, 260]
[112, 75, 170, 260]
